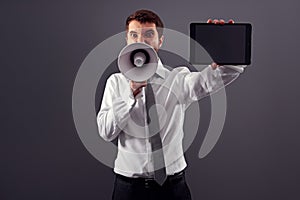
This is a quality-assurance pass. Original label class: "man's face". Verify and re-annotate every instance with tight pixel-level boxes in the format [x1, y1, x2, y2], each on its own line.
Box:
[126, 20, 164, 52]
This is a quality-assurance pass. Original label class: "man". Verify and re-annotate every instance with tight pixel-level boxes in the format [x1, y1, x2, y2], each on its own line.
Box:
[97, 9, 246, 200]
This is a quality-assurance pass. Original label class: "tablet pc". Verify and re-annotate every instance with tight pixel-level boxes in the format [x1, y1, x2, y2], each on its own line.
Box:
[190, 23, 252, 65]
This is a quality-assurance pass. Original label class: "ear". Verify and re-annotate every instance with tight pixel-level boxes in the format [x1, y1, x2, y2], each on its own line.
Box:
[158, 35, 164, 48]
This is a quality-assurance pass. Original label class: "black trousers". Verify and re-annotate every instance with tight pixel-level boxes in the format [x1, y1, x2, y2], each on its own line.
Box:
[112, 171, 192, 200]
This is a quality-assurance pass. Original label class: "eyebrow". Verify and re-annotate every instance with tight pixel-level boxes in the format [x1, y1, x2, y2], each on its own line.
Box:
[129, 31, 137, 34]
[128, 29, 155, 33]
[145, 30, 155, 33]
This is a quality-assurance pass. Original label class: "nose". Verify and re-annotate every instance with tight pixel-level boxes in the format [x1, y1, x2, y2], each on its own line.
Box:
[136, 37, 150, 46]
[137, 36, 145, 43]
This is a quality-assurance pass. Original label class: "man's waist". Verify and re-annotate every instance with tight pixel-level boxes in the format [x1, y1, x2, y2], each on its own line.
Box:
[115, 170, 185, 185]
[114, 150, 187, 176]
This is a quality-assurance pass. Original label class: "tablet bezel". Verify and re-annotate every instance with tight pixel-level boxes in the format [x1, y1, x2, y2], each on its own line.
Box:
[190, 23, 252, 65]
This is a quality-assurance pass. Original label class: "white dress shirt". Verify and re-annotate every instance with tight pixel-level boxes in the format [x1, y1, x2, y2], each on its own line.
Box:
[97, 59, 246, 178]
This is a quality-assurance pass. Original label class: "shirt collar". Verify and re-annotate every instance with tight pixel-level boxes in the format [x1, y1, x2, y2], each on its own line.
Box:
[155, 58, 168, 79]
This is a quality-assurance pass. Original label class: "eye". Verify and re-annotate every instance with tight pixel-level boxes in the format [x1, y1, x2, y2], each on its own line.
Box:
[130, 32, 138, 38]
[144, 31, 154, 38]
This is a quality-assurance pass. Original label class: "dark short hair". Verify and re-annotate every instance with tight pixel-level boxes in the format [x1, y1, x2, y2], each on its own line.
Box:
[126, 9, 164, 38]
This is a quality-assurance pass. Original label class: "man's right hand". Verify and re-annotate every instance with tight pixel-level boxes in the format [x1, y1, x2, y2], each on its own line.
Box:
[130, 80, 147, 98]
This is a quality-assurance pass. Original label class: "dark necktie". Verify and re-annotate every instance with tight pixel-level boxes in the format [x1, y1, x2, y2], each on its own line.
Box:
[145, 84, 167, 185]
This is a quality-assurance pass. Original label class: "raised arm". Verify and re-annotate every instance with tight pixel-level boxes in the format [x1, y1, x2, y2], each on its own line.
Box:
[178, 64, 246, 103]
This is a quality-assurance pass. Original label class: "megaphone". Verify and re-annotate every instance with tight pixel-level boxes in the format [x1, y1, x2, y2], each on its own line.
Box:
[118, 43, 158, 82]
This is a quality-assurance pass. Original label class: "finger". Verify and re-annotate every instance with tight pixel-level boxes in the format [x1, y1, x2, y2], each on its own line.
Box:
[219, 19, 225, 25]
[131, 81, 147, 89]
[213, 19, 219, 24]
[228, 19, 234, 24]
[134, 83, 147, 92]
[138, 82, 147, 88]
[133, 85, 146, 97]
[138, 84, 147, 90]
[211, 62, 219, 70]
[207, 18, 213, 23]
[133, 87, 142, 97]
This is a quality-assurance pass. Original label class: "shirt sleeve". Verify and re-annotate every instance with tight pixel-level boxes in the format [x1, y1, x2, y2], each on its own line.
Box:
[96, 74, 136, 141]
[181, 65, 247, 103]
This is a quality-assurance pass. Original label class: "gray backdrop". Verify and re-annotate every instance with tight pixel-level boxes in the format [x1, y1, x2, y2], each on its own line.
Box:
[1, 0, 300, 199]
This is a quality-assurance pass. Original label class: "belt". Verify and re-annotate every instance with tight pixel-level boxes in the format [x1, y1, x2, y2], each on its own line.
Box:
[116, 170, 185, 187]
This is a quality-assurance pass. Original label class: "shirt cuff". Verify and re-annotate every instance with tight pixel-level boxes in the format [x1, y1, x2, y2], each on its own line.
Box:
[221, 65, 247, 73]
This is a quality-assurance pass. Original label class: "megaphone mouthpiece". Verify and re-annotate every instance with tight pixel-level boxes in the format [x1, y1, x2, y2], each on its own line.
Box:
[130, 49, 149, 67]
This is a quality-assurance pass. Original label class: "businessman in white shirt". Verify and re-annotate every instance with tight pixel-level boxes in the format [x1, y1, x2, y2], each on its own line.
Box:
[97, 9, 246, 200]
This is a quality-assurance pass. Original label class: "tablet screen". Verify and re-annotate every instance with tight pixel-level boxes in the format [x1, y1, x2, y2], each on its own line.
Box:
[190, 23, 252, 65]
